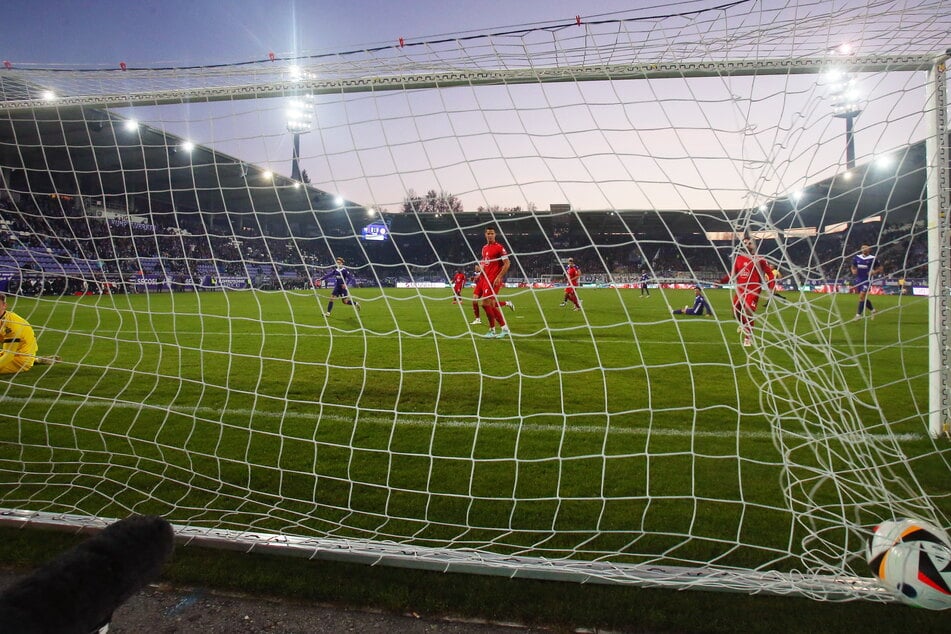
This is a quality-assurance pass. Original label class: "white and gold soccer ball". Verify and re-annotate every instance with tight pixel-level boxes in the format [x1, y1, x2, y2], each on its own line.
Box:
[866, 517, 951, 610]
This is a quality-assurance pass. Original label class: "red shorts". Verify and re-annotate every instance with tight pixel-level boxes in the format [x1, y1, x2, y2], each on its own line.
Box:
[733, 292, 759, 313]
[474, 277, 502, 299]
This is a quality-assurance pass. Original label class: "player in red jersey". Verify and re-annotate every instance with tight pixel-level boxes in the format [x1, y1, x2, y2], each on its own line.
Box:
[472, 227, 511, 338]
[560, 258, 581, 311]
[451, 270, 467, 303]
[719, 234, 776, 347]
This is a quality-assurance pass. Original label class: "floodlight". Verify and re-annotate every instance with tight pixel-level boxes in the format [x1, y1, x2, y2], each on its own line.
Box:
[286, 94, 315, 135]
[823, 67, 863, 169]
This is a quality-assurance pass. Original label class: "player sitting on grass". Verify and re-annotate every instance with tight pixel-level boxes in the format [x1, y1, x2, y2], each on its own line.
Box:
[672, 286, 713, 316]
[0, 293, 61, 373]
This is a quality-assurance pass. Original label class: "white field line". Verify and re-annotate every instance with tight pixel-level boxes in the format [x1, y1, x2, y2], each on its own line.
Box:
[4, 396, 924, 443]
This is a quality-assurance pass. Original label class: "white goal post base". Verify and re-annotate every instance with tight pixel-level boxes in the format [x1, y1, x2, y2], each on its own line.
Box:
[0, 509, 894, 603]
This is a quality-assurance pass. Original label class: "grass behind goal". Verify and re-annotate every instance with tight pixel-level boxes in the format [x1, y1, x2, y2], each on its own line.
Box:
[0, 287, 942, 574]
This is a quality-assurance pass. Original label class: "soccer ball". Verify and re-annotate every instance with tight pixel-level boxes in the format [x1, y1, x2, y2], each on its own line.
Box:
[866, 518, 948, 563]
[866, 518, 951, 610]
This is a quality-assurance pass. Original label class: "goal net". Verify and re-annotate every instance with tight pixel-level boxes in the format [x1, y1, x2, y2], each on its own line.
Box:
[1, 0, 949, 601]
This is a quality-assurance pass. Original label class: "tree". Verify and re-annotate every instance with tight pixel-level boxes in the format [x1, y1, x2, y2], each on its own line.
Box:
[475, 202, 537, 213]
[402, 189, 463, 213]
[300, 169, 311, 184]
[402, 189, 423, 214]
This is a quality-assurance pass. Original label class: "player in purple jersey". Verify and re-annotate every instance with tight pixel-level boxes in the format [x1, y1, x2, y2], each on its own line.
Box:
[851, 243, 883, 320]
[673, 286, 713, 316]
[320, 257, 360, 317]
[639, 270, 650, 297]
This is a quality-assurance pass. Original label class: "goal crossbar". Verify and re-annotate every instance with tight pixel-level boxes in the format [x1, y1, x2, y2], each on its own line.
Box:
[1, 53, 946, 112]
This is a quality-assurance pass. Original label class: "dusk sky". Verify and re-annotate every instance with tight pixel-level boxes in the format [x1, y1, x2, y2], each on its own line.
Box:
[3, 0, 653, 68]
[3, 1, 947, 213]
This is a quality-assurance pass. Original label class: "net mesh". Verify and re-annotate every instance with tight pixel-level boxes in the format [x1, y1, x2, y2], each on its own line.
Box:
[0, 0, 948, 600]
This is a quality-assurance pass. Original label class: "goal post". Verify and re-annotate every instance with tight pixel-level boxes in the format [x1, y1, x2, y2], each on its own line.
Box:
[925, 57, 951, 439]
[1, 2, 949, 604]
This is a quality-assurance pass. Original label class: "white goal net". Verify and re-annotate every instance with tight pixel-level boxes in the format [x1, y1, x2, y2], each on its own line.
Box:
[1, 0, 949, 601]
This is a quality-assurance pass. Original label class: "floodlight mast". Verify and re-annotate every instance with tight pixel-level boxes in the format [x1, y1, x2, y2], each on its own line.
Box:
[290, 130, 304, 182]
[834, 109, 861, 170]
[285, 74, 315, 182]
[826, 67, 863, 170]
[286, 95, 314, 182]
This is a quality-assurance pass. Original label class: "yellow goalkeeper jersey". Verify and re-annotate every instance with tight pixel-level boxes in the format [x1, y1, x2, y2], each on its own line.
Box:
[0, 309, 38, 373]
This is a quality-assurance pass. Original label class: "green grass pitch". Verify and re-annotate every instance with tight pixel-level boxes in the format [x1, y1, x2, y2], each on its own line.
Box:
[0, 287, 943, 572]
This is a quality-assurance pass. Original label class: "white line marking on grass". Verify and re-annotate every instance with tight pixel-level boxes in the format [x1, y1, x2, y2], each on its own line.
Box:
[6, 396, 924, 443]
[53, 328, 932, 350]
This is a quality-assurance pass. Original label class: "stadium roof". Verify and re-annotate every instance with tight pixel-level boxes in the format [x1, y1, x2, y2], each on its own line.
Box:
[0, 105, 345, 222]
[0, 74, 930, 238]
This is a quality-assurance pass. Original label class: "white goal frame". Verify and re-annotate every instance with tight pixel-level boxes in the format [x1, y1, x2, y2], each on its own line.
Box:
[1, 51, 949, 601]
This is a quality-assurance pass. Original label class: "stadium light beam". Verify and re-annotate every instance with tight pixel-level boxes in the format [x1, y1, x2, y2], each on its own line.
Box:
[824, 65, 863, 170]
[287, 93, 315, 182]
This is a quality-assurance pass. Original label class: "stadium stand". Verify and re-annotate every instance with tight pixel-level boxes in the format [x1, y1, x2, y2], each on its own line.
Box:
[0, 94, 933, 295]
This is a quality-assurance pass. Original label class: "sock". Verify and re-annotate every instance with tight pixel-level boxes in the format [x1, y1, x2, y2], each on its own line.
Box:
[492, 306, 506, 327]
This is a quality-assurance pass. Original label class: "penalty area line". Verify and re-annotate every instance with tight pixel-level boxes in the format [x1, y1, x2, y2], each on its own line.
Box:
[5, 396, 924, 443]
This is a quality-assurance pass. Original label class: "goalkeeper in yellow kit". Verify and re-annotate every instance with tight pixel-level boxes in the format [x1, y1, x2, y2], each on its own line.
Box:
[0, 293, 60, 373]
